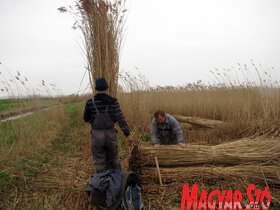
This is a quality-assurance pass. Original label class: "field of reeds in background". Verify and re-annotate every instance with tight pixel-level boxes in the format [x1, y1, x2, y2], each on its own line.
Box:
[119, 86, 279, 142]
[1, 61, 280, 209]
[118, 66, 280, 144]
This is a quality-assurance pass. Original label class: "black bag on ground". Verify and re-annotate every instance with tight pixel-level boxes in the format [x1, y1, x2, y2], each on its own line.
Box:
[85, 169, 121, 209]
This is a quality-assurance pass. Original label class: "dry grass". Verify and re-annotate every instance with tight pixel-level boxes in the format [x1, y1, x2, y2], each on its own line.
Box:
[118, 84, 280, 143]
[0, 107, 66, 163]
[0, 102, 135, 209]
[117, 63, 280, 143]
[0, 103, 93, 209]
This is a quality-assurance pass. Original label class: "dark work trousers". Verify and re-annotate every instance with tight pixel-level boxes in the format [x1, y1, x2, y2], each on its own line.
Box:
[91, 129, 121, 173]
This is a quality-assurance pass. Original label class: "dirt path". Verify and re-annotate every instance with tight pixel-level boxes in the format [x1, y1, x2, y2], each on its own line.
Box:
[0, 104, 62, 123]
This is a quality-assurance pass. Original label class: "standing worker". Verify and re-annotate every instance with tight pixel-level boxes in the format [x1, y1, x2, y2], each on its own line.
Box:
[84, 77, 132, 173]
[151, 110, 186, 147]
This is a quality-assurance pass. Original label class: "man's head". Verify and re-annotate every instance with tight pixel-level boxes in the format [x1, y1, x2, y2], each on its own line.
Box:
[154, 110, 166, 124]
[95, 77, 109, 92]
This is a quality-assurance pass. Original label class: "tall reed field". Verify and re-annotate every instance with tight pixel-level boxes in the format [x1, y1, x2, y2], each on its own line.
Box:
[118, 64, 280, 143]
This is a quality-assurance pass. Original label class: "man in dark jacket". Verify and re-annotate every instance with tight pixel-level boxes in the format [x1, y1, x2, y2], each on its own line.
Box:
[150, 110, 186, 148]
[84, 77, 132, 173]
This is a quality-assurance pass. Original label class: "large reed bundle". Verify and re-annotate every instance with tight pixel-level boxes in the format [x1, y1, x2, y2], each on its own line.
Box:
[75, 0, 126, 97]
[137, 138, 280, 167]
[130, 137, 280, 187]
[173, 115, 227, 128]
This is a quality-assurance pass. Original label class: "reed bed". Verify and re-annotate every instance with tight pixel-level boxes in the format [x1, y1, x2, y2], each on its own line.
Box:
[118, 64, 280, 143]
[118, 86, 280, 144]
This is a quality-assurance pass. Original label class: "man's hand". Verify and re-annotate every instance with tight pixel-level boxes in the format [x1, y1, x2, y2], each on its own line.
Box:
[154, 144, 160, 148]
[178, 143, 186, 148]
[125, 135, 133, 147]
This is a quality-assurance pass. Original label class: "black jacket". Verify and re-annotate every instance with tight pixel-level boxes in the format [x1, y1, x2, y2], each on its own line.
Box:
[83, 93, 130, 136]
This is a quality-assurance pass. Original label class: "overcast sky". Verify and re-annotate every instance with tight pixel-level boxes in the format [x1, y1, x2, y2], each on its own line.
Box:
[0, 0, 280, 96]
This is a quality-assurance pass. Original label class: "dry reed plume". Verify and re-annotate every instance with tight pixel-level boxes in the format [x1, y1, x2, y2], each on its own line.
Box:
[59, 0, 126, 97]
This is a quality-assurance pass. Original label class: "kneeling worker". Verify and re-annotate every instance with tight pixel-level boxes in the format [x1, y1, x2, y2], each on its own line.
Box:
[150, 110, 186, 148]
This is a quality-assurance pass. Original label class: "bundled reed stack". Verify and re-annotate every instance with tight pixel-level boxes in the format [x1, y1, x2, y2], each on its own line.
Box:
[130, 137, 280, 187]
[173, 114, 227, 129]
[75, 0, 126, 97]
